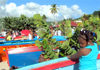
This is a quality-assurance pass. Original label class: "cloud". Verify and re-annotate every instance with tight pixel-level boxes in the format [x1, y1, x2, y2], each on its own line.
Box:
[0, 2, 84, 21]
[0, 0, 7, 17]
[0, 0, 7, 6]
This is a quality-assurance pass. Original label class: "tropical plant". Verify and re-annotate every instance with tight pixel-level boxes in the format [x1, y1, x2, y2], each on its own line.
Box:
[33, 14, 47, 29]
[3, 15, 29, 31]
[50, 4, 57, 15]
[59, 40, 77, 57]
[2, 14, 46, 31]
[35, 19, 77, 60]
[42, 15, 47, 21]
[35, 27, 61, 59]
[82, 14, 91, 21]
[93, 10, 100, 18]
[69, 26, 82, 50]
[0, 18, 4, 31]
[82, 15, 100, 45]
[77, 22, 83, 27]
[3, 17, 19, 30]
[59, 20, 72, 37]
[19, 15, 29, 30]
[50, 4, 58, 22]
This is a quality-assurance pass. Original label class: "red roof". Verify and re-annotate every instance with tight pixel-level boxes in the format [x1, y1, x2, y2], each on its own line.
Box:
[71, 21, 77, 27]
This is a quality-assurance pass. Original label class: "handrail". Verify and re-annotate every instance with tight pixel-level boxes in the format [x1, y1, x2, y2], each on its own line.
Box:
[16, 52, 100, 70]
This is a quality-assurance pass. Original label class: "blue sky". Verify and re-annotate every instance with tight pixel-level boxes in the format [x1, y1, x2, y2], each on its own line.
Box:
[7, 0, 100, 14]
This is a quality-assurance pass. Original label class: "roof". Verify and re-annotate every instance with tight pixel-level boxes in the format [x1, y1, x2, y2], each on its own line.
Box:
[71, 21, 77, 27]
[75, 20, 82, 23]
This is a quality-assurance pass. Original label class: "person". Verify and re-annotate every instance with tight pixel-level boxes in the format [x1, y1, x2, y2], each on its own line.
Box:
[10, 66, 18, 70]
[72, 28, 75, 34]
[50, 26, 55, 36]
[12, 31, 16, 40]
[67, 30, 99, 70]
[15, 31, 19, 36]
[5, 31, 12, 41]
[57, 30, 62, 36]
[1, 29, 6, 37]
[28, 28, 33, 40]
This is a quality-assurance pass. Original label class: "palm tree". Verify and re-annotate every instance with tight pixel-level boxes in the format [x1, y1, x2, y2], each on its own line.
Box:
[50, 4, 58, 23]
[42, 14, 47, 21]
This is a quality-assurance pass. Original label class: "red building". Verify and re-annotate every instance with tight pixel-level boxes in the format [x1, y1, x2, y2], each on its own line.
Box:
[71, 21, 77, 27]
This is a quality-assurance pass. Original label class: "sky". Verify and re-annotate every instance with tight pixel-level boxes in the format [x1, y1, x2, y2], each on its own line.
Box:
[0, 0, 100, 21]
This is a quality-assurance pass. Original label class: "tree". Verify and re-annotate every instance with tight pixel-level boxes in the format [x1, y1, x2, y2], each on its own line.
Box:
[82, 14, 91, 21]
[27, 17, 35, 29]
[19, 14, 28, 30]
[50, 4, 58, 22]
[42, 15, 47, 21]
[3, 17, 20, 30]
[33, 14, 47, 28]
[0, 18, 4, 31]
[93, 10, 100, 18]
